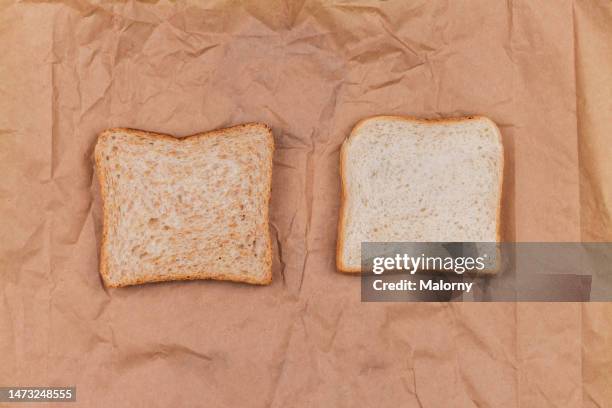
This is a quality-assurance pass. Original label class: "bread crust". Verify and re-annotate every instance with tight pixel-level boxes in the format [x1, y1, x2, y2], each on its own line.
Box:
[336, 115, 504, 273]
[94, 123, 274, 288]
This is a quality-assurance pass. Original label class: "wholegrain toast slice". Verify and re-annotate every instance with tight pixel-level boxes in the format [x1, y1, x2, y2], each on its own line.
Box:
[337, 115, 504, 273]
[95, 123, 274, 287]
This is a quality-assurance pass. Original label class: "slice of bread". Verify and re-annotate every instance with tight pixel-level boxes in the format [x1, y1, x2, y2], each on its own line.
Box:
[94, 123, 274, 287]
[337, 115, 504, 273]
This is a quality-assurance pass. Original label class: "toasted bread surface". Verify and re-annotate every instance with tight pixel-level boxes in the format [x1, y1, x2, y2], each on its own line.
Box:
[95, 123, 274, 287]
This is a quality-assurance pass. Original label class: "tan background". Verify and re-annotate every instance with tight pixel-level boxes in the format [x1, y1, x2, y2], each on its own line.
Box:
[1, 0, 611, 406]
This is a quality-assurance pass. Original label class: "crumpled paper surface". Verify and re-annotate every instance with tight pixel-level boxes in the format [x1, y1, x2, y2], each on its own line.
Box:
[1, 1, 611, 406]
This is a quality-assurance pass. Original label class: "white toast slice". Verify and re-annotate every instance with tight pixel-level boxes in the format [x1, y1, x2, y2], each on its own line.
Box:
[337, 115, 503, 272]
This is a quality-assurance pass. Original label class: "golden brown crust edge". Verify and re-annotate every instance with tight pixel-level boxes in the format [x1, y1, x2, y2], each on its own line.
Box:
[94, 133, 111, 286]
[335, 114, 505, 274]
[336, 133, 361, 273]
[94, 123, 275, 288]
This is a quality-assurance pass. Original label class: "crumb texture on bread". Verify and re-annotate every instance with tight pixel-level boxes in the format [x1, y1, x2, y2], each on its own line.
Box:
[338, 116, 503, 272]
[95, 124, 274, 287]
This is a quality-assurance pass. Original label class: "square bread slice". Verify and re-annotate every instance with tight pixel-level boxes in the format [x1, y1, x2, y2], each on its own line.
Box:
[337, 115, 504, 273]
[95, 123, 274, 287]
